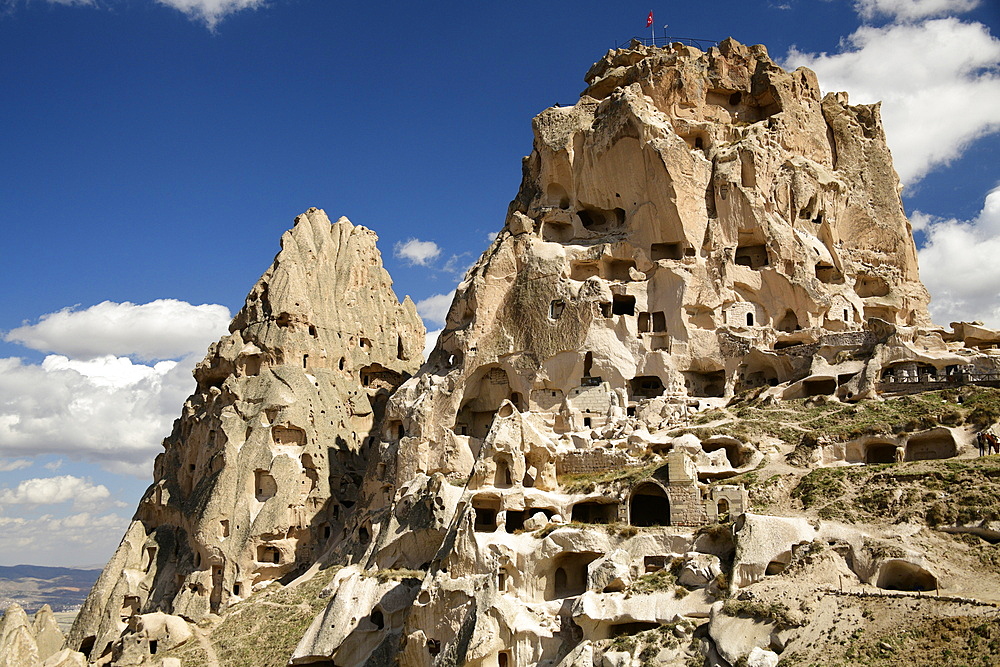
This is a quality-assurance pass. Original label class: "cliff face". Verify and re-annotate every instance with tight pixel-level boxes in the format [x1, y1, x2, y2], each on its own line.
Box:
[67, 210, 424, 662]
[59, 40, 1000, 667]
[288, 40, 944, 667]
[428, 38, 927, 418]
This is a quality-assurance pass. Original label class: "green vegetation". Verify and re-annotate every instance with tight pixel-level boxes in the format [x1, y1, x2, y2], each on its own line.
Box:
[605, 621, 699, 667]
[559, 461, 663, 494]
[626, 569, 676, 596]
[792, 457, 1000, 526]
[722, 598, 801, 628]
[674, 387, 1000, 452]
[821, 615, 1000, 667]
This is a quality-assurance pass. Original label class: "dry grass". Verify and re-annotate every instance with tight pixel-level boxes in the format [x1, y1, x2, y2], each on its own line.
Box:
[162, 565, 340, 667]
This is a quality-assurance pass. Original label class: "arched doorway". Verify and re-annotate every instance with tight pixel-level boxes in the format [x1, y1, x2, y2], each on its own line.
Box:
[629, 482, 671, 526]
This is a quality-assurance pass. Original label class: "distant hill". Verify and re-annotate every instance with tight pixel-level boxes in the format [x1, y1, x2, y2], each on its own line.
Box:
[0, 564, 101, 614]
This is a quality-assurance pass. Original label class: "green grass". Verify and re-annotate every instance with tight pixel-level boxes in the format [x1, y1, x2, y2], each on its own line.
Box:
[789, 458, 1000, 570]
[559, 461, 663, 494]
[722, 598, 800, 627]
[678, 387, 1000, 454]
[820, 615, 1000, 667]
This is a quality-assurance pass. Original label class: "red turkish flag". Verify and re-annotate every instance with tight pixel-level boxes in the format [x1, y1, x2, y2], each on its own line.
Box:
[646, 10, 654, 27]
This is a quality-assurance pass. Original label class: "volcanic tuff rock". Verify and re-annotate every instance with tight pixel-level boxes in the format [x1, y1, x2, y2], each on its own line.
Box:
[66, 210, 424, 661]
[0, 604, 68, 667]
[61, 39, 1000, 667]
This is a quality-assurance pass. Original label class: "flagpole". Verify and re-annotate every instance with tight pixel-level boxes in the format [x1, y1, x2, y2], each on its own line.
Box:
[651, 12, 655, 45]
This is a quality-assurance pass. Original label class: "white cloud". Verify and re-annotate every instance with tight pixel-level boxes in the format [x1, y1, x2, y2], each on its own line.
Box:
[0, 475, 109, 506]
[415, 292, 454, 329]
[394, 238, 442, 267]
[423, 328, 442, 360]
[42, 355, 178, 389]
[442, 253, 477, 277]
[784, 17, 1000, 186]
[917, 186, 1000, 326]
[0, 353, 197, 476]
[16, 0, 262, 28]
[154, 0, 265, 28]
[5, 299, 230, 362]
[855, 0, 980, 21]
[0, 459, 31, 472]
[0, 511, 130, 566]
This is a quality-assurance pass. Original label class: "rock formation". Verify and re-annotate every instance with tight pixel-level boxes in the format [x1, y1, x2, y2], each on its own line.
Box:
[66, 210, 424, 662]
[62, 39, 1000, 667]
[0, 604, 74, 667]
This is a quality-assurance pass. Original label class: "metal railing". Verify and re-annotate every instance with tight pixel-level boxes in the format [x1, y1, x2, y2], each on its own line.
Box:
[615, 36, 719, 51]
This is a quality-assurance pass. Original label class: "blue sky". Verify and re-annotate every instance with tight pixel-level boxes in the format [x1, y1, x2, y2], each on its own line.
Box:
[0, 0, 997, 567]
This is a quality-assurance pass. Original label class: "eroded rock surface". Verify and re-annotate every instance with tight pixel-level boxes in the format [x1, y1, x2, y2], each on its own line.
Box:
[63, 40, 1000, 667]
[66, 210, 423, 662]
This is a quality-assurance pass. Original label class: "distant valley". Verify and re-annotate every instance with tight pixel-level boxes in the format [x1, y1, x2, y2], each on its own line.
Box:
[0, 564, 100, 616]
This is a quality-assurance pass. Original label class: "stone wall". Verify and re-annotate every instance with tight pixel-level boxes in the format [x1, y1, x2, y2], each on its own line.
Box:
[556, 449, 640, 476]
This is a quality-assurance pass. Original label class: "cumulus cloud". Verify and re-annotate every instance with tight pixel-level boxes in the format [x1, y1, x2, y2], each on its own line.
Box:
[916, 186, 1000, 326]
[155, 0, 265, 28]
[394, 238, 442, 267]
[855, 0, 980, 21]
[784, 17, 1000, 186]
[5, 299, 230, 362]
[0, 352, 196, 476]
[0, 511, 130, 566]
[415, 292, 454, 329]
[0, 475, 110, 506]
[0, 459, 31, 472]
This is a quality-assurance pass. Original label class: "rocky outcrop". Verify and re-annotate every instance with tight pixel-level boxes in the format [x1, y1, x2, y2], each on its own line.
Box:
[64, 39, 1000, 667]
[66, 210, 424, 662]
[297, 38, 985, 667]
[0, 605, 76, 667]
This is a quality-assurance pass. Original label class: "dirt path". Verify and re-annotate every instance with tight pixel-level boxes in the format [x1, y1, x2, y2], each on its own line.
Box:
[192, 621, 221, 667]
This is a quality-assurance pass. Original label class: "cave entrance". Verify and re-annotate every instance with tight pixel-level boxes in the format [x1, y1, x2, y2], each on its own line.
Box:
[777, 309, 799, 332]
[629, 376, 665, 400]
[473, 496, 501, 532]
[549, 552, 602, 599]
[629, 482, 671, 527]
[651, 242, 683, 261]
[494, 459, 513, 488]
[803, 378, 837, 397]
[735, 244, 768, 269]
[703, 441, 742, 467]
[454, 366, 514, 439]
[905, 430, 957, 461]
[611, 294, 636, 316]
[254, 470, 277, 502]
[877, 560, 937, 592]
[865, 442, 898, 464]
[571, 501, 618, 524]
[577, 206, 625, 233]
[504, 510, 525, 533]
[855, 274, 890, 297]
[683, 370, 726, 398]
[610, 622, 660, 637]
